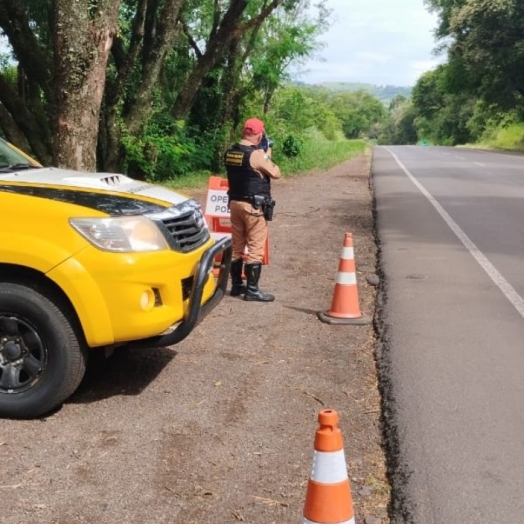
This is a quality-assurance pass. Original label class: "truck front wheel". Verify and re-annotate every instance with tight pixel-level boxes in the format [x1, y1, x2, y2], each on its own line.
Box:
[0, 283, 87, 419]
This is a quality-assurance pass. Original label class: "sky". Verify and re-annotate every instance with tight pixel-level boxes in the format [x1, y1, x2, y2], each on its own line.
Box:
[296, 0, 445, 88]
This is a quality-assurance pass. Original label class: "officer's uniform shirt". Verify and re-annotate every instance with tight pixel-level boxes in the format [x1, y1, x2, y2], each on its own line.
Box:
[238, 139, 281, 181]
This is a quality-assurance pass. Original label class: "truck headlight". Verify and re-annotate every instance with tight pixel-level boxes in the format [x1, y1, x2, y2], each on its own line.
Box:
[70, 216, 169, 252]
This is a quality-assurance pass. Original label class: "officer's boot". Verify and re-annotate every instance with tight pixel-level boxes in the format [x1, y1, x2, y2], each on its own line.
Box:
[229, 258, 246, 297]
[244, 262, 275, 302]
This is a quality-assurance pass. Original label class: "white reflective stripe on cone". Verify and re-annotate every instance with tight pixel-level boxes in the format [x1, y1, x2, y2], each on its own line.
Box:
[303, 518, 355, 524]
[310, 450, 348, 483]
[335, 272, 357, 285]
[341, 246, 355, 259]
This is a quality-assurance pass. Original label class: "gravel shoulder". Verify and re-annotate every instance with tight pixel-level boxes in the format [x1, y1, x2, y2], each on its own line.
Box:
[1, 151, 389, 524]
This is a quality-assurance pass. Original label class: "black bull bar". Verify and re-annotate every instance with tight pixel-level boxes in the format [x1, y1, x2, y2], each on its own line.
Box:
[126, 236, 232, 349]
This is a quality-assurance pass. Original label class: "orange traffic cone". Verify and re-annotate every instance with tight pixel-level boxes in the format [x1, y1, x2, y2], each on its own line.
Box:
[302, 409, 355, 524]
[318, 232, 371, 325]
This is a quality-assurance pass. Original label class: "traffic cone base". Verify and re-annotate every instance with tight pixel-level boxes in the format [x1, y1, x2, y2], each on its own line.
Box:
[317, 310, 371, 325]
[304, 518, 355, 524]
[302, 409, 355, 524]
[304, 519, 355, 524]
[318, 232, 371, 325]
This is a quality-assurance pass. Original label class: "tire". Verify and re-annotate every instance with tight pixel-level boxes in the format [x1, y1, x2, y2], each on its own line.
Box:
[0, 283, 87, 419]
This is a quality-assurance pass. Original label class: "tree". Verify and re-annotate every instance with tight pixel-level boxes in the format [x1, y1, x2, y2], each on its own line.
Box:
[54, 0, 121, 170]
[138, 0, 330, 174]
[411, 66, 475, 145]
[0, 0, 329, 176]
[170, 0, 288, 120]
[426, 0, 524, 113]
[330, 91, 386, 139]
[0, 0, 123, 170]
[379, 97, 417, 145]
[248, 0, 329, 114]
[0, 1, 54, 164]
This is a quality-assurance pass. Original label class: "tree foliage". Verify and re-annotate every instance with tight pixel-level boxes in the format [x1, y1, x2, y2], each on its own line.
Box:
[0, 0, 335, 175]
[445, 0, 524, 111]
[378, 0, 524, 147]
[378, 96, 417, 145]
[329, 90, 386, 139]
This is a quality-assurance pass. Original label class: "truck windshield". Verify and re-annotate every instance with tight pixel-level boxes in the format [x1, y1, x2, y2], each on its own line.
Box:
[0, 139, 41, 170]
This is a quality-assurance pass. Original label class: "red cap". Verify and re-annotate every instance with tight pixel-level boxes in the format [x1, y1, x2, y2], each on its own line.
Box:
[242, 118, 264, 135]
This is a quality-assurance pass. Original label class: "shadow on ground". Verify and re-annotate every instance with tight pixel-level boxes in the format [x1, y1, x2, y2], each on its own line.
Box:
[70, 346, 177, 404]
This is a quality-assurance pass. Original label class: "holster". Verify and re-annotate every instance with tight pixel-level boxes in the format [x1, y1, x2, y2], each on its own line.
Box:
[263, 198, 276, 221]
[250, 195, 276, 221]
[250, 194, 266, 210]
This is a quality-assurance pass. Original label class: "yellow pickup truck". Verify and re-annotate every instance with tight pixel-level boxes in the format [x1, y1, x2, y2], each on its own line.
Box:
[0, 138, 231, 419]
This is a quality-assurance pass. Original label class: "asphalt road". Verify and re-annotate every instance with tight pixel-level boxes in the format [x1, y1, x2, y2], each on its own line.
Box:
[372, 146, 524, 523]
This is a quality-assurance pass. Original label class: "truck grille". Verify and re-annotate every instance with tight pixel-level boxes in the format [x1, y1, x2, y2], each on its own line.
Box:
[150, 200, 210, 253]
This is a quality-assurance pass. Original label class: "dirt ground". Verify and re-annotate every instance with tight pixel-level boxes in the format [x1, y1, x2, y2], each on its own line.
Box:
[1, 151, 390, 524]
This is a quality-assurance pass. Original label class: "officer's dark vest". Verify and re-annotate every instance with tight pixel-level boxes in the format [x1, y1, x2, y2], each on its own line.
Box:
[224, 144, 271, 200]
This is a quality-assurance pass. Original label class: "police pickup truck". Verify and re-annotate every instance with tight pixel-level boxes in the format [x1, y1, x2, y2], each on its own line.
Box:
[0, 138, 231, 419]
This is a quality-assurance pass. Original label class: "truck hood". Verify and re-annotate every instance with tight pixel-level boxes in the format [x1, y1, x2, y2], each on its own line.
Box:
[0, 167, 188, 206]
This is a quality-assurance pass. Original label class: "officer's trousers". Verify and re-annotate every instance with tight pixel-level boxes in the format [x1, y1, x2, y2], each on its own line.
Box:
[228, 200, 267, 264]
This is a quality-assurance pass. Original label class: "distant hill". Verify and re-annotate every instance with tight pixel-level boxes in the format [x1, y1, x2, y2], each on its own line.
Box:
[306, 82, 412, 105]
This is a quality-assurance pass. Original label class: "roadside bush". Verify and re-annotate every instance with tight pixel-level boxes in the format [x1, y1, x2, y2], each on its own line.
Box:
[282, 134, 303, 157]
[122, 118, 212, 181]
[483, 122, 524, 151]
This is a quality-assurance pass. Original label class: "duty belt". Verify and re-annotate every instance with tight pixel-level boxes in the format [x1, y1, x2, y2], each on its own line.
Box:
[228, 195, 252, 203]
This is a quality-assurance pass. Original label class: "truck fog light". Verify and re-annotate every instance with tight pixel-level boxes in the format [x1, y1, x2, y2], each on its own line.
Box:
[140, 290, 155, 311]
[152, 288, 162, 306]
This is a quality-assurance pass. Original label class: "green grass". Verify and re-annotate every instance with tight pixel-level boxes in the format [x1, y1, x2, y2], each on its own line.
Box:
[475, 122, 524, 152]
[162, 137, 367, 191]
[163, 170, 218, 191]
[278, 137, 367, 174]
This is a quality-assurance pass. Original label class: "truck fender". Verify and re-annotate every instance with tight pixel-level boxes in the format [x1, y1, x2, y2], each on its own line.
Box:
[0, 235, 114, 347]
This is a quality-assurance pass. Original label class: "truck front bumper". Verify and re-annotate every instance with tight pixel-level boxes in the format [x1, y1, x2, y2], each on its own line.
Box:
[126, 236, 232, 349]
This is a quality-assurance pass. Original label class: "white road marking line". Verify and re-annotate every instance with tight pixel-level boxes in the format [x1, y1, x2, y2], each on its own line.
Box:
[474, 162, 486, 167]
[383, 147, 524, 318]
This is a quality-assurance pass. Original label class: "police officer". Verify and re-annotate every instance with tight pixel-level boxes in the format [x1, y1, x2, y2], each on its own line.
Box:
[224, 117, 281, 302]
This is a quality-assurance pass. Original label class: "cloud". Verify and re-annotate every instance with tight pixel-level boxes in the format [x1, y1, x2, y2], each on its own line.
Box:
[296, 0, 445, 87]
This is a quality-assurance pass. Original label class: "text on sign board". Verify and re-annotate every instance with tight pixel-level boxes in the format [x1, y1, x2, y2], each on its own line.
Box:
[205, 189, 230, 218]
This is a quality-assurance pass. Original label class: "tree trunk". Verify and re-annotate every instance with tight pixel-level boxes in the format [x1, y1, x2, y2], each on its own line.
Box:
[0, 1, 53, 162]
[171, 0, 284, 119]
[97, 0, 185, 172]
[210, 39, 242, 171]
[0, 104, 32, 153]
[98, 104, 125, 173]
[53, 0, 121, 171]
[0, 75, 52, 164]
[123, 0, 186, 137]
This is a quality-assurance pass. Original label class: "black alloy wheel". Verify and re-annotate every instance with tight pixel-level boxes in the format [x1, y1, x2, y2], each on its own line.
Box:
[0, 315, 47, 394]
[0, 283, 87, 419]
